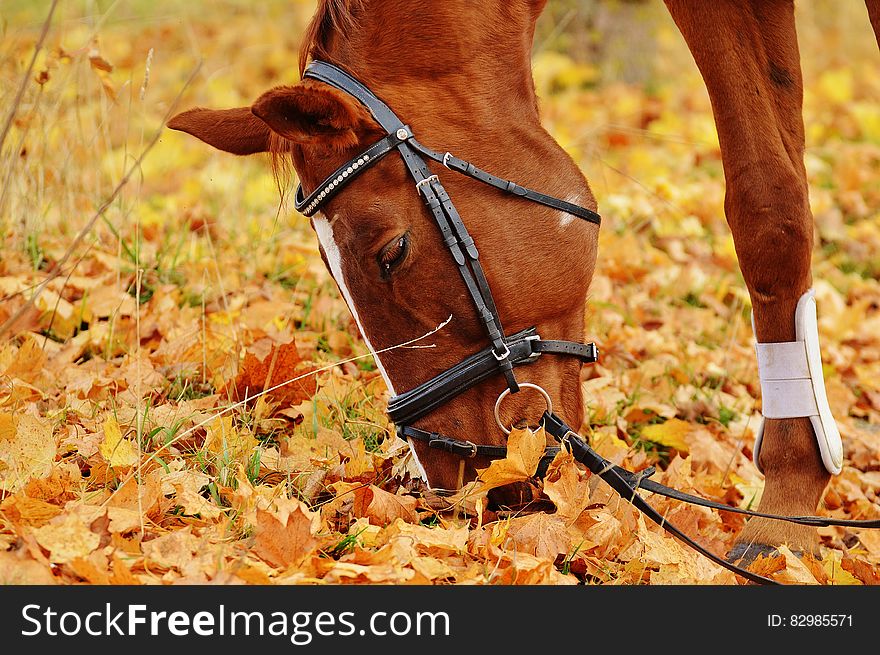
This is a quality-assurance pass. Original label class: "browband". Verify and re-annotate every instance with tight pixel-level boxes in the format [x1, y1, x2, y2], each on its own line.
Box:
[294, 62, 601, 226]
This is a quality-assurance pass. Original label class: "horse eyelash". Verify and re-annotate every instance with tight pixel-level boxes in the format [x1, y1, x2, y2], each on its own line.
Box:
[379, 233, 410, 275]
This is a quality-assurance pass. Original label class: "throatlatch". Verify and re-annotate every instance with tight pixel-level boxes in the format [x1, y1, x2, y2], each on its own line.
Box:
[753, 288, 844, 475]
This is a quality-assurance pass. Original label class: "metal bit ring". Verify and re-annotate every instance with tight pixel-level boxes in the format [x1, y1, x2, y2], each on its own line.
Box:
[494, 383, 553, 435]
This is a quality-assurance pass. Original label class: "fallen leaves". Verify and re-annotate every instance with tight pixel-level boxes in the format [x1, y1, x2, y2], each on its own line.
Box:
[253, 501, 320, 570]
[98, 417, 139, 469]
[505, 513, 571, 559]
[31, 505, 106, 564]
[0, 412, 56, 491]
[353, 485, 419, 525]
[474, 427, 547, 491]
[0, 1, 878, 588]
[640, 418, 692, 453]
[543, 448, 593, 524]
[143, 527, 200, 570]
[232, 338, 317, 406]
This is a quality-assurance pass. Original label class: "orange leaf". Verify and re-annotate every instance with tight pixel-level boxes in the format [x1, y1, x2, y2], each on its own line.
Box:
[353, 485, 419, 525]
[505, 513, 571, 559]
[543, 449, 592, 524]
[841, 558, 880, 585]
[253, 503, 318, 569]
[771, 546, 821, 585]
[88, 52, 113, 73]
[232, 338, 316, 406]
[474, 427, 547, 491]
[747, 553, 787, 577]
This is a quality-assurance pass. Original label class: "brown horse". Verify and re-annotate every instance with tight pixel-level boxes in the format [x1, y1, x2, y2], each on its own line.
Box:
[167, 0, 880, 563]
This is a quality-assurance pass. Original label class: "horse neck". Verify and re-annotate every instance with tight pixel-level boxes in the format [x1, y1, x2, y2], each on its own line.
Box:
[323, 0, 545, 135]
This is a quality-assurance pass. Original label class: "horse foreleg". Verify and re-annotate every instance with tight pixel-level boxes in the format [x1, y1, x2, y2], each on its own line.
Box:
[664, 0, 834, 561]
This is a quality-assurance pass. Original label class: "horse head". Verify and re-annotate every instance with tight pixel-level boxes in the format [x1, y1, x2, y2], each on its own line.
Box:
[168, 0, 599, 495]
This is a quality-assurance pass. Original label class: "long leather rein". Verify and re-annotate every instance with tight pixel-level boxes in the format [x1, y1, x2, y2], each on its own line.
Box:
[294, 60, 879, 586]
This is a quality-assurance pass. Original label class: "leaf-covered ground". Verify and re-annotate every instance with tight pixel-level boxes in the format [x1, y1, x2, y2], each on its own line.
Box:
[1, 1, 879, 585]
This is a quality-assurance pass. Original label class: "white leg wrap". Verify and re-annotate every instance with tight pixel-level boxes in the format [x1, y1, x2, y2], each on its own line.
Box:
[752, 288, 844, 475]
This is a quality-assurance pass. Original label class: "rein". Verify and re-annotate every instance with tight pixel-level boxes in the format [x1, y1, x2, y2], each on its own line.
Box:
[295, 60, 880, 586]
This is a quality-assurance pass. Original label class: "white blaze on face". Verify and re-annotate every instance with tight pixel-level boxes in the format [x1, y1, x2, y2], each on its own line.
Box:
[312, 215, 430, 481]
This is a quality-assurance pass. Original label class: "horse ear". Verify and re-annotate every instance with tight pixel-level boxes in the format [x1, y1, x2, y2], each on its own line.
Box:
[167, 107, 272, 155]
[250, 82, 374, 150]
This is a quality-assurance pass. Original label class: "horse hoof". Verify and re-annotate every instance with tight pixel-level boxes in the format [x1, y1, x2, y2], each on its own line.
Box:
[727, 543, 779, 567]
[727, 542, 806, 567]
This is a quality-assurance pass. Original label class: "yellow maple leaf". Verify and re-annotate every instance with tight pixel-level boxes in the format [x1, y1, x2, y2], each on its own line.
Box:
[474, 427, 547, 491]
[253, 502, 319, 570]
[505, 512, 571, 559]
[762, 546, 819, 585]
[204, 414, 257, 462]
[823, 552, 863, 585]
[98, 417, 138, 469]
[543, 449, 592, 524]
[640, 418, 691, 453]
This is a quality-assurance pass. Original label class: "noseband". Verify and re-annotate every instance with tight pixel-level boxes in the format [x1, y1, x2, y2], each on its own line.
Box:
[295, 61, 601, 476]
[293, 61, 880, 585]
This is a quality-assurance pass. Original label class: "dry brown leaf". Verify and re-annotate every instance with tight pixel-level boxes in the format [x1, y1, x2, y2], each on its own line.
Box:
[409, 555, 456, 582]
[0, 549, 57, 584]
[176, 487, 225, 519]
[106, 506, 142, 534]
[353, 485, 419, 525]
[0, 413, 57, 492]
[232, 338, 317, 406]
[543, 449, 592, 523]
[109, 555, 142, 585]
[746, 553, 787, 577]
[0, 494, 63, 526]
[69, 556, 111, 584]
[233, 565, 273, 585]
[505, 512, 571, 559]
[855, 528, 880, 557]
[253, 502, 319, 570]
[772, 545, 821, 585]
[23, 461, 81, 503]
[31, 506, 107, 564]
[841, 558, 880, 584]
[388, 520, 469, 555]
[106, 470, 163, 517]
[142, 528, 200, 570]
[474, 427, 547, 491]
[88, 44, 116, 100]
[1, 337, 46, 384]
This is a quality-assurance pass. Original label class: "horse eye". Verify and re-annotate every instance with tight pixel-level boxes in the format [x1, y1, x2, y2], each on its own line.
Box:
[378, 233, 410, 277]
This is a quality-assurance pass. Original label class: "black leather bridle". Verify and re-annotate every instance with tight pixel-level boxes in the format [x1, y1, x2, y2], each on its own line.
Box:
[294, 61, 880, 585]
[295, 61, 600, 470]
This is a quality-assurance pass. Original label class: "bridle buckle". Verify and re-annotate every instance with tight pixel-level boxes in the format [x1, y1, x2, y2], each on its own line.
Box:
[492, 343, 511, 361]
[415, 175, 439, 192]
[463, 440, 478, 458]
